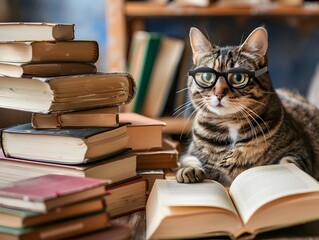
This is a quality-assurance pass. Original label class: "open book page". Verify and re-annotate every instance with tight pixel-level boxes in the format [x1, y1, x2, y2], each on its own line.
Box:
[157, 179, 238, 214]
[229, 164, 319, 224]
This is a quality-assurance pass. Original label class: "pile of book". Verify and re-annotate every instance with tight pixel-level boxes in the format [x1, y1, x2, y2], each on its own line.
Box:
[0, 22, 180, 237]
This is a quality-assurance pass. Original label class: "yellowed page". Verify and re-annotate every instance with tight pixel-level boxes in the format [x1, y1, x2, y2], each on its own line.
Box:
[229, 164, 319, 224]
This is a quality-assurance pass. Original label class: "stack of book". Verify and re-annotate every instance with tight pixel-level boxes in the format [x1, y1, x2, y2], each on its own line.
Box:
[0, 22, 177, 222]
[0, 174, 111, 239]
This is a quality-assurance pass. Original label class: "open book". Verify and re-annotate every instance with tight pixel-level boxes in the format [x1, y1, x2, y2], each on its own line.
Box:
[146, 164, 319, 239]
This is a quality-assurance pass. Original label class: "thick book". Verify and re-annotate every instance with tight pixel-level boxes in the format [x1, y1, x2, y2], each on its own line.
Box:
[137, 169, 164, 192]
[146, 164, 319, 239]
[0, 174, 109, 213]
[31, 106, 119, 129]
[105, 177, 148, 218]
[1, 123, 129, 164]
[0, 198, 106, 228]
[0, 72, 136, 113]
[135, 138, 179, 170]
[119, 113, 166, 151]
[0, 22, 74, 41]
[0, 211, 110, 240]
[0, 151, 137, 187]
[142, 36, 184, 117]
[0, 62, 97, 78]
[0, 41, 98, 63]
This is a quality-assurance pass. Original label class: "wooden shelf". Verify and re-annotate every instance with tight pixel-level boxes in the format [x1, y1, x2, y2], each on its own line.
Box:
[125, 2, 319, 17]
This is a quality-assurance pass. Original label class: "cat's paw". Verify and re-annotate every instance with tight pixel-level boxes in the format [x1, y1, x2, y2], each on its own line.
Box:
[176, 166, 205, 183]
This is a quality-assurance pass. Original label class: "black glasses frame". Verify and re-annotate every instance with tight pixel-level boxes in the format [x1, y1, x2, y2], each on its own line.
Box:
[188, 66, 268, 90]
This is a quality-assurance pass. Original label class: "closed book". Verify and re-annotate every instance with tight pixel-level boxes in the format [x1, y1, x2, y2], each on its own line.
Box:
[142, 36, 184, 117]
[0, 41, 98, 63]
[105, 177, 148, 218]
[0, 211, 110, 240]
[119, 113, 166, 151]
[0, 151, 137, 187]
[0, 174, 109, 213]
[1, 123, 129, 164]
[0, 198, 106, 228]
[0, 72, 136, 113]
[0, 62, 97, 78]
[0, 22, 74, 41]
[31, 106, 119, 129]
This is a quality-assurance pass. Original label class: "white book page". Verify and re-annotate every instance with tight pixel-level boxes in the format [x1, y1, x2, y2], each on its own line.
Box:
[157, 179, 238, 215]
[229, 164, 319, 224]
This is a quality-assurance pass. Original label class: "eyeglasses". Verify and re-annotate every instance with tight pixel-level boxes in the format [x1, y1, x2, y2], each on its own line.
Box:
[188, 66, 268, 90]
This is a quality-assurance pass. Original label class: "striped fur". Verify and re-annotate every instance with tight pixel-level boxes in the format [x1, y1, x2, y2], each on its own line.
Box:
[176, 27, 319, 186]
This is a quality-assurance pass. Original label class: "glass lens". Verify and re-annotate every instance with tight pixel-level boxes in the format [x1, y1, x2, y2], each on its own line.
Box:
[195, 72, 216, 87]
[228, 72, 249, 88]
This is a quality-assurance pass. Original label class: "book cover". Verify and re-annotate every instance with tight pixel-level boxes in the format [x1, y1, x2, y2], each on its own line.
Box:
[1, 123, 129, 164]
[0, 62, 97, 78]
[31, 106, 119, 129]
[132, 32, 161, 113]
[0, 22, 74, 41]
[0, 41, 99, 63]
[0, 151, 137, 187]
[0, 72, 136, 113]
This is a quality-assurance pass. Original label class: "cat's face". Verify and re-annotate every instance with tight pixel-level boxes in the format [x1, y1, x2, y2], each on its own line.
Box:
[188, 27, 272, 117]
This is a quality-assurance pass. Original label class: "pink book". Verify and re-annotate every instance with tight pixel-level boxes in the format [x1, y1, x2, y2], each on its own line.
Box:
[0, 174, 110, 212]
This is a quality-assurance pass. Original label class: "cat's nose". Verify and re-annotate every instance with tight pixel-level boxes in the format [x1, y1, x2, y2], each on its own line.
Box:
[214, 78, 229, 100]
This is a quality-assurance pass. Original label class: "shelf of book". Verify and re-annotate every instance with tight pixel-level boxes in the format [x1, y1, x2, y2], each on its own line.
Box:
[125, 2, 319, 17]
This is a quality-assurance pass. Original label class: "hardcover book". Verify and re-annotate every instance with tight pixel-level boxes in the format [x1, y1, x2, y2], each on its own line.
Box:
[0, 198, 106, 228]
[0, 72, 136, 113]
[1, 123, 129, 164]
[0, 174, 110, 213]
[146, 164, 319, 239]
[0, 22, 75, 41]
[31, 106, 119, 129]
[0, 41, 98, 63]
[0, 62, 97, 78]
[0, 151, 137, 187]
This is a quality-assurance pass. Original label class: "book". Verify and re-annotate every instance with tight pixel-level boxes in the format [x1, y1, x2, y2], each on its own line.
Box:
[0, 151, 137, 187]
[146, 164, 319, 239]
[0, 62, 97, 78]
[105, 177, 148, 218]
[0, 174, 109, 213]
[1, 123, 129, 164]
[142, 35, 184, 117]
[135, 139, 179, 170]
[131, 32, 161, 113]
[119, 113, 166, 151]
[0, 72, 136, 113]
[0, 198, 106, 228]
[0, 40, 98, 63]
[0, 22, 75, 41]
[0, 211, 110, 240]
[137, 169, 164, 192]
[31, 106, 119, 129]
[71, 222, 131, 240]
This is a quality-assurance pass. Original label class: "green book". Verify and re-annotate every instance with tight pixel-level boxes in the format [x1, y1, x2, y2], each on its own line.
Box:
[132, 32, 161, 113]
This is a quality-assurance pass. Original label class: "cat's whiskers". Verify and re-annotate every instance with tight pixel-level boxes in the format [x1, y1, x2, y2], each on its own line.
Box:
[184, 99, 207, 139]
[176, 87, 189, 94]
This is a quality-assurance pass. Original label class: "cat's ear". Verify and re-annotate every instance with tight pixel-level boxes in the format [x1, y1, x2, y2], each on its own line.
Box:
[240, 27, 268, 58]
[189, 27, 213, 65]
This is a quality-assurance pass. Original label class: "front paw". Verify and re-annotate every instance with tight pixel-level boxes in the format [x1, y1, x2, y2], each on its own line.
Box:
[176, 166, 205, 183]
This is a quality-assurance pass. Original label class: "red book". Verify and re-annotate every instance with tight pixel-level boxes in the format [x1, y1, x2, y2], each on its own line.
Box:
[0, 174, 110, 213]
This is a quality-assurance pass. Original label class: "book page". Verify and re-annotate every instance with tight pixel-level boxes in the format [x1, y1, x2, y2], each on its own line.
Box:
[229, 164, 319, 224]
[157, 179, 238, 215]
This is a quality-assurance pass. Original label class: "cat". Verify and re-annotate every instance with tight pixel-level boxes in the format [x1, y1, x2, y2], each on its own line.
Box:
[176, 26, 319, 186]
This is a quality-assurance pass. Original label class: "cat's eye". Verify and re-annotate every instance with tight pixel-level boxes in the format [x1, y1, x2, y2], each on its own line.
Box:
[228, 73, 249, 88]
[196, 72, 216, 86]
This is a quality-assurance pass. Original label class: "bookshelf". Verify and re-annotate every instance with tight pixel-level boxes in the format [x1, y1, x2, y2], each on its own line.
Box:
[105, 0, 319, 134]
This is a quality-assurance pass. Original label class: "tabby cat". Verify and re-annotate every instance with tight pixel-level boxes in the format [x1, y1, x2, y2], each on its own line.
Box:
[176, 26, 319, 186]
